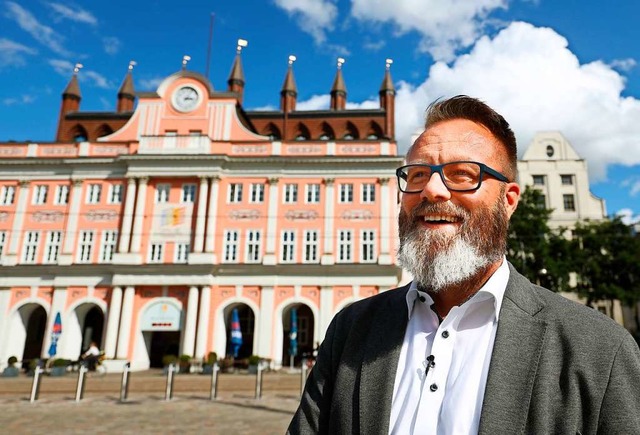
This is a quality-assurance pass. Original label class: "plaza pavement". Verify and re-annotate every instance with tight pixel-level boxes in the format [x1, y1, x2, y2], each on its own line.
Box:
[0, 369, 303, 434]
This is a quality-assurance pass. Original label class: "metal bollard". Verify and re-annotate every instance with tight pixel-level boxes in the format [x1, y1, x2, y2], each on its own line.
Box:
[29, 366, 43, 403]
[254, 364, 263, 399]
[75, 365, 88, 402]
[120, 362, 131, 402]
[209, 362, 219, 400]
[301, 360, 309, 397]
[165, 363, 176, 401]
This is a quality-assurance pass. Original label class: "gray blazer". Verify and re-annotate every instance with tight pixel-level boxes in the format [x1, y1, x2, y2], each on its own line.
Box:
[288, 263, 640, 434]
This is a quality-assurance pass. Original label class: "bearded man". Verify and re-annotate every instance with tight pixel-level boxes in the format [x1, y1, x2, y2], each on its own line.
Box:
[288, 96, 640, 435]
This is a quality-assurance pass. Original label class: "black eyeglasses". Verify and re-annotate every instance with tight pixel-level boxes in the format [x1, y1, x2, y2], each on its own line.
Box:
[396, 161, 509, 193]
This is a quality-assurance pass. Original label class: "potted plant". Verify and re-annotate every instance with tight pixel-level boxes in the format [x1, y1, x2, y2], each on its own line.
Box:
[220, 356, 235, 373]
[162, 354, 177, 374]
[179, 354, 192, 373]
[202, 352, 217, 374]
[2, 356, 19, 377]
[50, 358, 69, 376]
[248, 355, 261, 374]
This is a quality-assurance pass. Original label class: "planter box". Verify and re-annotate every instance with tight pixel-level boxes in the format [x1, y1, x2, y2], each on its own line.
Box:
[50, 366, 67, 376]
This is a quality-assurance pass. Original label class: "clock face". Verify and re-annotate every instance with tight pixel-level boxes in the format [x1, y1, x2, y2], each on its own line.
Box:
[172, 86, 200, 112]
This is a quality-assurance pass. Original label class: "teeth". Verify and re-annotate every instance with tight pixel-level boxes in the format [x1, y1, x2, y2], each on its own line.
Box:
[423, 215, 459, 223]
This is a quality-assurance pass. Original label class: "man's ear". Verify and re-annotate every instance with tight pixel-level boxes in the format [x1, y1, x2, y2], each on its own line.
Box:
[504, 182, 520, 219]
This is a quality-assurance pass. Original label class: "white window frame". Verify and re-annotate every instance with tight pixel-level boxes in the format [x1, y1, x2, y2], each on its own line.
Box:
[149, 243, 164, 263]
[305, 183, 320, 204]
[281, 230, 296, 263]
[181, 184, 196, 203]
[360, 229, 376, 263]
[22, 231, 40, 263]
[339, 183, 354, 203]
[284, 183, 298, 204]
[156, 184, 170, 203]
[86, 184, 101, 204]
[175, 243, 190, 263]
[303, 230, 319, 263]
[338, 230, 353, 263]
[228, 183, 243, 203]
[0, 185, 15, 205]
[361, 183, 376, 204]
[54, 185, 69, 205]
[77, 230, 94, 263]
[0, 231, 6, 260]
[249, 183, 265, 203]
[223, 230, 240, 263]
[107, 184, 122, 204]
[44, 231, 62, 264]
[245, 230, 262, 263]
[33, 185, 48, 205]
[100, 230, 118, 263]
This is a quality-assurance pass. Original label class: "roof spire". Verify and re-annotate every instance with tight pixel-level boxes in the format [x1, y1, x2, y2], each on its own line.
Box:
[117, 60, 136, 112]
[330, 57, 347, 110]
[280, 55, 298, 113]
[379, 58, 395, 93]
[228, 38, 247, 102]
[281, 55, 298, 94]
[63, 63, 83, 99]
[182, 55, 191, 70]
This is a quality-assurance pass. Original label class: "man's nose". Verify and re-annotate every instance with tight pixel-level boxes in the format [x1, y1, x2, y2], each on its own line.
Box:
[419, 171, 451, 203]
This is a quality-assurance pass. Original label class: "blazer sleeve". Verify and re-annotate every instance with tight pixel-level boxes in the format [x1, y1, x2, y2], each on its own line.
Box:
[597, 333, 640, 433]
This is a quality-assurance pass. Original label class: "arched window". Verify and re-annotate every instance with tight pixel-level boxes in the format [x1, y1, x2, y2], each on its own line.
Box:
[366, 121, 383, 140]
[95, 124, 113, 139]
[294, 123, 310, 141]
[263, 123, 281, 140]
[343, 122, 359, 140]
[317, 122, 335, 141]
[71, 125, 89, 142]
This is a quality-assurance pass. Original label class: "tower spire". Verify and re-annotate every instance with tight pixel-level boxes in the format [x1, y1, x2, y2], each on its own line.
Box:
[117, 60, 136, 112]
[228, 39, 247, 104]
[330, 57, 347, 110]
[379, 58, 395, 139]
[280, 55, 298, 113]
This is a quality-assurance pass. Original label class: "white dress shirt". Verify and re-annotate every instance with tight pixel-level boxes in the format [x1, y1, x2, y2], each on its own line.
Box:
[389, 259, 510, 435]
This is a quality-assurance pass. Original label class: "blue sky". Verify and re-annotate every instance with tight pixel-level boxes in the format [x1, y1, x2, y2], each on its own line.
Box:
[1, 0, 639, 222]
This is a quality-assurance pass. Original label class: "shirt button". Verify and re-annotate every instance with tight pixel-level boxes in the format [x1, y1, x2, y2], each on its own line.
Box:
[430, 383, 438, 392]
[442, 330, 450, 338]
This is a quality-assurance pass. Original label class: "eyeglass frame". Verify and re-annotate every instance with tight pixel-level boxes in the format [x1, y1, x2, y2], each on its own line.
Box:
[395, 161, 510, 193]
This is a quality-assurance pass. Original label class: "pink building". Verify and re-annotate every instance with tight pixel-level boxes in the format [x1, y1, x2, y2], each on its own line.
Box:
[0, 54, 403, 370]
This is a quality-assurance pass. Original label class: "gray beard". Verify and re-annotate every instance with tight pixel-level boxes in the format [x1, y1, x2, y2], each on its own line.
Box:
[397, 198, 508, 292]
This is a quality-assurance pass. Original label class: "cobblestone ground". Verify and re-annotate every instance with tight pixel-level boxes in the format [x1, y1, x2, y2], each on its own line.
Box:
[0, 370, 301, 434]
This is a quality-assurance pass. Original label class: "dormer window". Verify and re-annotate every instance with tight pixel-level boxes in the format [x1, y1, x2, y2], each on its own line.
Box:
[546, 145, 555, 158]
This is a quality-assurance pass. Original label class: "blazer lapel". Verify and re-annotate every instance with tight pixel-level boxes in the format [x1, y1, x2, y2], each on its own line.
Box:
[478, 265, 547, 434]
[358, 285, 410, 435]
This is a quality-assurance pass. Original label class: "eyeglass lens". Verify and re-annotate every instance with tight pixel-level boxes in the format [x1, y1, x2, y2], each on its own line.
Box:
[400, 162, 482, 192]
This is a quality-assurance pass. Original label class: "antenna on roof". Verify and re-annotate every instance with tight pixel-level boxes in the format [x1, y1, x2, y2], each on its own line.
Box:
[182, 55, 191, 70]
[128, 60, 137, 71]
[73, 63, 83, 74]
[337, 57, 345, 69]
[288, 55, 297, 65]
[205, 12, 215, 79]
[237, 38, 248, 53]
[385, 58, 393, 70]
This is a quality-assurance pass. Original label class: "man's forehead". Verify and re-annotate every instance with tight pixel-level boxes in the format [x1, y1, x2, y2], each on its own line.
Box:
[418, 128, 496, 149]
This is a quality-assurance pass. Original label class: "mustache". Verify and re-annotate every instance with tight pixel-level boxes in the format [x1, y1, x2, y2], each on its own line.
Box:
[408, 201, 470, 220]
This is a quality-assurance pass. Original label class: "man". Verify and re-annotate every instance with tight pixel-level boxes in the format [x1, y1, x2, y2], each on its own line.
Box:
[81, 341, 100, 371]
[288, 95, 640, 434]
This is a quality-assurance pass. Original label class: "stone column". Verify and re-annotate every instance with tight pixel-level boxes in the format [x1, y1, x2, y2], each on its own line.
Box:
[257, 286, 274, 357]
[378, 177, 392, 265]
[193, 177, 209, 253]
[182, 286, 199, 357]
[0, 288, 11, 363]
[204, 176, 220, 255]
[194, 286, 211, 359]
[118, 177, 137, 253]
[321, 178, 335, 265]
[263, 178, 279, 265]
[103, 286, 123, 359]
[129, 177, 148, 254]
[3, 180, 30, 265]
[116, 286, 135, 360]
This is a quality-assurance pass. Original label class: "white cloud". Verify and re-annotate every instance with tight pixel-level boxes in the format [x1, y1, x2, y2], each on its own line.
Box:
[48, 59, 112, 89]
[350, 0, 508, 61]
[616, 208, 640, 225]
[46, 2, 97, 25]
[5, 2, 71, 56]
[609, 58, 637, 72]
[273, 0, 338, 44]
[102, 37, 121, 55]
[139, 77, 165, 90]
[621, 177, 640, 197]
[2, 94, 35, 106]
[0, 38, 37, 67]
[388, 22, 640, 181]
[363, 40, 386, 52]
[296, 94, 330, 110]
[48, 58, 74, 75]
[83, 70, 112, 89]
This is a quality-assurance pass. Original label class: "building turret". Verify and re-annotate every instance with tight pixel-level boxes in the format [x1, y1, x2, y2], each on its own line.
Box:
[227, 39, 247, 104]
[379, 59, 395, 139]
[117, 61, 136, 113]
[280, 55, 298, 113]
[56, 63, 83, 141]
[330, 58, 347, 110]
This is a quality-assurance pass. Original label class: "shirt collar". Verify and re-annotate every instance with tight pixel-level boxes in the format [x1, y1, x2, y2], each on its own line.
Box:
[404, 257, 510, 321]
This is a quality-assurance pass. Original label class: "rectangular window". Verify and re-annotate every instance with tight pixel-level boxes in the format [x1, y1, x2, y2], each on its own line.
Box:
[223, 230, 239, 262]
[536, 194, 547, 209]
[532, 175, 545, 186]
[86, 184, 101, 204]
[175, 243, 189, 263]
[181, 184, 196, 203]
[0, 231, 5, 260]
[305, 184, 320, 204]
[54, 185, 69, 205]
[100, 230, 118, 262]
[33, 185, 48, 205]
[284, 184, 298, 204]
[339, 183, 354, 203]
[23, 231, 39, 263]
[44, 231, 62, 264]
[361, 230, 376, 263]
[303, 230, 319, 263]
[77, 231, 94, 263]
[245, 230, 262, 263]
[0, 185, 15, 205]
[563, 194, 576, 211]
[561, 174, 574, 185]
[156, 184, 170, 203]
[361, 183, 376, 203]
[108, 184, 122, 204]
[149, 243, 164, 263]
[228, 183, 243, 203]
[250, 183, 265, 203]
[338, 230, 353, 262]
[281, 230, 296, 263]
